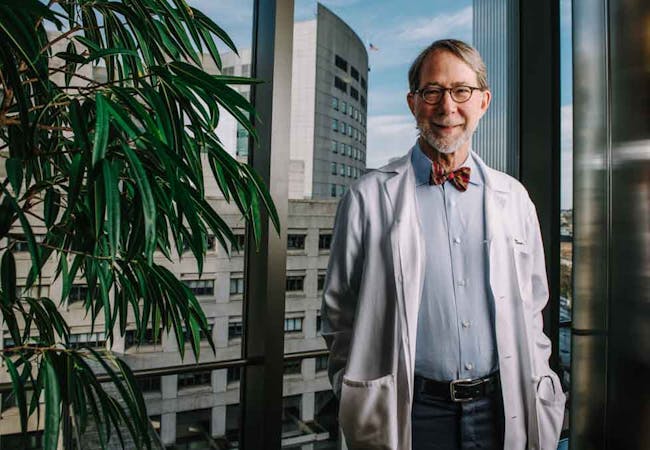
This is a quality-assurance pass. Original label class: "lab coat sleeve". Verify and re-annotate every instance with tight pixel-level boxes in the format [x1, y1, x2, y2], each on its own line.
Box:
[321, 188, 365, 398]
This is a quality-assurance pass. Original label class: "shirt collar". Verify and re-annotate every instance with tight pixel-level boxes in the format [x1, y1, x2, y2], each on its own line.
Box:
[411, 142, 483, 187]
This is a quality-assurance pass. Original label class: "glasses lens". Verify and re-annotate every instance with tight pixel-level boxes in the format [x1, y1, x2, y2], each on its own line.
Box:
[422, 88, 442, 103]
[451, 87, 472, 102]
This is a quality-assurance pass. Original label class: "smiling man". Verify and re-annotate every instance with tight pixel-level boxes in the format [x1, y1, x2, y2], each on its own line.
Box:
[322, 39, 565, 450]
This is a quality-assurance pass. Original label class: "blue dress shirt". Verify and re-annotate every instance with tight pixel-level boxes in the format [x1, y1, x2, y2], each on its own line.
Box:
[412, 144, 498, 381]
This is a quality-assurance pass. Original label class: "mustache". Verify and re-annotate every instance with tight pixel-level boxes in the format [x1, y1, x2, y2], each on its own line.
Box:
[431, 119, 465, 127]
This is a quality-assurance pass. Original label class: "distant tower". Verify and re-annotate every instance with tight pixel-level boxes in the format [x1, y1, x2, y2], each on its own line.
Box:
[472, 0, 519, 176]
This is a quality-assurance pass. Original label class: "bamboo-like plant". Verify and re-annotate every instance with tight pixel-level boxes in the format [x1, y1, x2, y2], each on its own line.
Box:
[0, 0, 278, 448]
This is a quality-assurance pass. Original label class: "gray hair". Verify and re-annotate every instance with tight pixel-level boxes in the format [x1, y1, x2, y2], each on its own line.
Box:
[408, 39, 489, 92]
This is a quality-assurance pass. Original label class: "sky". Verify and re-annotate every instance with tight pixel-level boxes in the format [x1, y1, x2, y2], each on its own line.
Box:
[189, 0, 573, 208]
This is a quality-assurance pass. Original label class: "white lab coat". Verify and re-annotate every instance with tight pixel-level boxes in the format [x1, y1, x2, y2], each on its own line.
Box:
[322, 148, 565, 450]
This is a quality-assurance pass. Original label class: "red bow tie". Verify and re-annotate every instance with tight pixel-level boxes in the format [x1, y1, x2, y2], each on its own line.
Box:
[429, 160, 471, 192]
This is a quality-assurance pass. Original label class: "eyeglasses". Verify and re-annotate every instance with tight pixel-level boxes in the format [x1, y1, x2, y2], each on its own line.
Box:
[413, 85, 483, 104]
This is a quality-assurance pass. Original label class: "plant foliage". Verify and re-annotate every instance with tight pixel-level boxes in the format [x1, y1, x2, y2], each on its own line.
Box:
[0, 0, 279, 448]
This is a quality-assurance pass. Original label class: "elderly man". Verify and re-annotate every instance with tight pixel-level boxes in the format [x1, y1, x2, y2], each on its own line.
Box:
[321, 39, 565, 450]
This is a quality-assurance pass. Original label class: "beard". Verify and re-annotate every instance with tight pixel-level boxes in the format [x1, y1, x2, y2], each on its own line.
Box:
[417, 119, 475, 155]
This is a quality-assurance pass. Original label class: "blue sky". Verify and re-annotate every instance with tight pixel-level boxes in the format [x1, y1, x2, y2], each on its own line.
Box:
[189, 0, 573, 208]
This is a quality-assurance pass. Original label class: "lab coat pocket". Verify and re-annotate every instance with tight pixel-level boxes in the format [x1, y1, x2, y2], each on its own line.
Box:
[535, 375, 566, 450]
[339, 373, 398, 450]
[512, 239, 533, 304]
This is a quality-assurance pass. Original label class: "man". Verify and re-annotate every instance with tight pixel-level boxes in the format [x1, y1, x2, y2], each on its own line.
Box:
[321, 39, 565, 450]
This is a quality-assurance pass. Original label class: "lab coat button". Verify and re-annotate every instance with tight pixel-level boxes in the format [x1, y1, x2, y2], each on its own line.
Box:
[465, 362, 474, 370]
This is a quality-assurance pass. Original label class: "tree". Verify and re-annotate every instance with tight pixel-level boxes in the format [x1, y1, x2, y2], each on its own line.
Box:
[0, 0, 278, 448]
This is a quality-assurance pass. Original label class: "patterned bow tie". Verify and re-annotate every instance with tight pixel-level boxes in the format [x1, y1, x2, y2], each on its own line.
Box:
[429, 160, 471, 192]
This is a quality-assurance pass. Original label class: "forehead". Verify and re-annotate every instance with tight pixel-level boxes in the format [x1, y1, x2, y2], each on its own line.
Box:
[418, 50, 479, 87]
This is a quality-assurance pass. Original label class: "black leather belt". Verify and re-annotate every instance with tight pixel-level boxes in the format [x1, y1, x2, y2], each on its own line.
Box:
[414, 372, 501, 402]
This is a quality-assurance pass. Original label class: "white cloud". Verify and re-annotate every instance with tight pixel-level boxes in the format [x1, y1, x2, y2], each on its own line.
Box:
[366, 114, 418, 169]
[397, 6, 473, 43]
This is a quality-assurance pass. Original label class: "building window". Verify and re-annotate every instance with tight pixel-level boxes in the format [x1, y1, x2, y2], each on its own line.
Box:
[236, 123, 249, 157]
[241, 64, 250, 77]
[331, 162, 337, 175]
[354, 109, 360, 121]
[69, 284, 94, 304]
[284, 359, 302, 375]
[227, 367, 241, 384]
[316, 355, 328, 372]
[230, 277, 244, 295]
[69, 332, 106, 349]
[10, 234, 44, 252]
[317, 274, 326, 291]
[361, 76, 367, 90]
[347, 145, 353, 157]
[183, 324, 213, 343]
[286, 275, 305, 292]
[287, 234, 305, 250]
[348, 104, 353, 117]
[347, 166, 352, 178]
[331, 96, 338, 110]
[233, 233, 245, 253]
[331, 140, 338, 153]
[334, 76, 347, 93]
[350, 87, 359, 100]
[330, 184, 337, 197]
[318, 234, 332, 250]
[338, 185, 345, 196]
[341, 100, 347, 114]
[339, 164, 345, 176]
[136, 376, 161, 393]
[228, 321, 243, 340]
[184, 279, 214, 296]
[316, 314, 322, 333]
[338, 142, 345, 153]
[125, 329, 161, 349]
[222, 66, 234, 76]
[334, 54, 348, 72]
[360, 95, 366, 109]
[284, 317, 303, 333]
[351, 66, 359, 81]
[178, 370, 212, 389]
[348, 125, 354, 137]
[331, 118, 338, 132]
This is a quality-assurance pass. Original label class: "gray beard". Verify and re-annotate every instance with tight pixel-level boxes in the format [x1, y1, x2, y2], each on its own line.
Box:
[417, 122, 474, 155]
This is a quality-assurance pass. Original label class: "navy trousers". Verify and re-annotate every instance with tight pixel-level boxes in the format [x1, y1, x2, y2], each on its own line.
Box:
[411, 382, 505, 450]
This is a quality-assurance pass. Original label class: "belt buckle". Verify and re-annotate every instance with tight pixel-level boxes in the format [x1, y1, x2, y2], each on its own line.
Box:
[449, 378, 482, 402]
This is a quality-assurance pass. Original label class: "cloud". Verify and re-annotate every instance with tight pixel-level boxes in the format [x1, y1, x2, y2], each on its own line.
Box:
[561, 103, 573, 209]
[397, 6, 473, 43]
[366, 115, 418, 168]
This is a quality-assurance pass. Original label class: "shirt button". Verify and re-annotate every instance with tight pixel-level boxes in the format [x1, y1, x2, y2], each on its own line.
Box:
[465, 362, 474, 370]
[453, 237, 461, 244]
[462, 320, 471, 328]
[457, 279, 466, 286]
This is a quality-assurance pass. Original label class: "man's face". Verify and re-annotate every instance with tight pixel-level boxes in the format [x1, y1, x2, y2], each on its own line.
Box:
[407, 50, 491, 155]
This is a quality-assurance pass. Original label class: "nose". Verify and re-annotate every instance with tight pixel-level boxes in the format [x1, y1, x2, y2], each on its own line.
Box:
[436, 90, 457, 113]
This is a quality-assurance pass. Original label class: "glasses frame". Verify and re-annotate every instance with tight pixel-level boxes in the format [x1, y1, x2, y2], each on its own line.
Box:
[413, 85, 484, 105]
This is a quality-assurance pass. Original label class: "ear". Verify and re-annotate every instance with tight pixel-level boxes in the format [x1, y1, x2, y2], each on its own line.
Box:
[407, 92, 416, 115]
[479, 89, 492, 114]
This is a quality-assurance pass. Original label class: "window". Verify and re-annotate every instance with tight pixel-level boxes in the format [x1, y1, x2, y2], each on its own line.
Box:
[125, 329, 161, 349]
[241, 64, 250, 77]
[339, 164, 345, 176]
[178, 370, 212, 389]
[350, 86, 359, 100]
[283, 359, 302, 375]
[230, 277, 244, 295]
[287, 234, 305, 250]
[348, 104, 353, 117]
[233, 233, 245, 253]
[69, 284, 94, 304]
[285, 275, 304, 292]
[361, 76, 367, 90]
[334, 54, 348, 71]
[317, 274, 326, 291]
[339, 142, 345, 154]
[354, 109, 359, 121]
[331, 118, 338, 132]
[331, 162, 337, 175]
[347, 166, 352, 178]
[228, 321, 243, 340]
[331, 140, 338, 153]
[315, 355, 328, 372]
[284, 317, 303, 333]
[316, 314, 322, 333]
[222, 66, 234, 75]
[227, 367, 241, 384]
[360, 95, 366, 109]
[348, 125, 354, 137]
[334, 76, 347, 93]
[183, 323, 213, 343]
[318, 233, 332, 250]
[184, 279, 214, 296]
[331, 96, 338, 110]
[236, 123, 249, 157]
[10, 234, 44, 252]
[69, 332, 106, 349]
[337, 185, 345, 196]
[347, 145, 353, 157]
[136, 376, 161, 393]
[341, 100, 347, 114]
[330, 184, 337, 197]
[181, 235, 216, 253]
[351, 66, 359, 81]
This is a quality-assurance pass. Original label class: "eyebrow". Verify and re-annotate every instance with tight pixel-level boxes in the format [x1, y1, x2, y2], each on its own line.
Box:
[421, 82, 474, 88]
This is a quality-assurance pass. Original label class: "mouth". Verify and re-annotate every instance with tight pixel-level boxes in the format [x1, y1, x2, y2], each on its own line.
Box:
[432, 122, 464, 133]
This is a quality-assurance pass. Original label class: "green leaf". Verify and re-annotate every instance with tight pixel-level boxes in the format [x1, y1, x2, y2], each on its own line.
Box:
[43, 355, 61, 450]
[92, 94, 110, 167]
[6, 158, 23, 195]
[1, 250, 16, 305]
[44, 188, 60, 228]
[3, 356, 27, 434]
